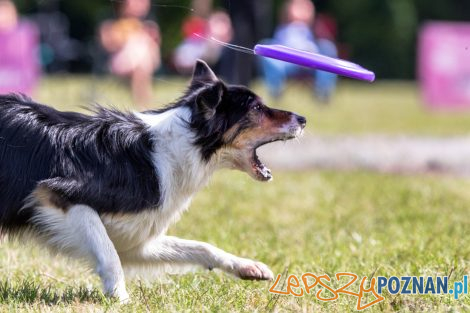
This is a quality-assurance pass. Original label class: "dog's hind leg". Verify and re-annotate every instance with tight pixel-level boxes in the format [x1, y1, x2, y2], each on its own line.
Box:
[120, 235, 274, 281]
[32, 204, 129, 302]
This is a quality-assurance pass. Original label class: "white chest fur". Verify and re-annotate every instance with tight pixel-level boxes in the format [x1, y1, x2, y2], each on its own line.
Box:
[101, 108, 216, 252]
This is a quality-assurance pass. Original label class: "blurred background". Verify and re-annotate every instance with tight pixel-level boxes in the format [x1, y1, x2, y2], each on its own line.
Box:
[0, 0, 469, 104]
[5, 0, 470, 78]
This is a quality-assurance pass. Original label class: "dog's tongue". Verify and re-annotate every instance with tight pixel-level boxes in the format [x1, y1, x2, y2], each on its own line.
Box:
[253, 153, 272, 181]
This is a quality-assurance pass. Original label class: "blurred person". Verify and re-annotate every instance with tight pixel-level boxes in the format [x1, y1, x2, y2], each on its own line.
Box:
[219, 0, 273, 86]
[34, 0, 83, 73]
[173, 3, 233, 74]
[0, 0, 40, 95]
[314, 12, 338, 43]
[258, 0, 337, 103]
[99, 0, 161, 108]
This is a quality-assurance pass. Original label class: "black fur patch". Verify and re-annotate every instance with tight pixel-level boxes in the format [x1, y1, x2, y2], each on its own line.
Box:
[0, 94, 160, 233]
[191, 84, 260, 160]
[178, 82, 259, 160]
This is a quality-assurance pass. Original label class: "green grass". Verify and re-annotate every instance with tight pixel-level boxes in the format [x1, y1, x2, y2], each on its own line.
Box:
[2, 77, 470, 312]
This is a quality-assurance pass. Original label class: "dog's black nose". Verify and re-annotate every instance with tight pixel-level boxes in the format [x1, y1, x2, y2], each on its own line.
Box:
[296, 115, 307, 128]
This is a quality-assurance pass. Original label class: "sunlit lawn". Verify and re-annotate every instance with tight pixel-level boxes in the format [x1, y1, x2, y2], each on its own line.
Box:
[1, 76, 470, 312]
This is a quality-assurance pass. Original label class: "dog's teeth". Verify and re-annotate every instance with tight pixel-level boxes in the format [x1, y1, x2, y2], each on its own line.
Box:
[259, 165, 271, 178]
[252, 150, 272, 180]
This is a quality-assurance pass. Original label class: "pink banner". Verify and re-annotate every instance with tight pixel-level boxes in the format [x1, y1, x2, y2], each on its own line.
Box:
[0, 20, 40, 95]
[418, 22, 470, 109]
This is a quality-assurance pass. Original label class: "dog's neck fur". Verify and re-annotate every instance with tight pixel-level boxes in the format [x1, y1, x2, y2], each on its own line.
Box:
[136, 106, 217, 213]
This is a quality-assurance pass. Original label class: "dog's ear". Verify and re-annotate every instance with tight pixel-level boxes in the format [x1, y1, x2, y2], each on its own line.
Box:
[191, 59, 218, 87]
[196, 82, 224, 119]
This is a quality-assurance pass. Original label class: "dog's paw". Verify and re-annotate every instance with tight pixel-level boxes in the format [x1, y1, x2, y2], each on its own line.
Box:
[104, 283, 130, 304]
[117, 290, 131, 304]
[232, 258, 274, 281]
[109, 289, 130, 304]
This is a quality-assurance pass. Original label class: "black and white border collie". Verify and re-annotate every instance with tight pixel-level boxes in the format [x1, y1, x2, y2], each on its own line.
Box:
[0, 60, 306, 302]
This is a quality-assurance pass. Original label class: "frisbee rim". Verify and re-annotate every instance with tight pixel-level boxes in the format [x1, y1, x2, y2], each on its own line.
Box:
[254, 44, 375, 82]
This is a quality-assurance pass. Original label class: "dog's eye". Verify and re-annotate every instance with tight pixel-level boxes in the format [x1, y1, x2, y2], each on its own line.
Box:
[253, 104, 261, 111]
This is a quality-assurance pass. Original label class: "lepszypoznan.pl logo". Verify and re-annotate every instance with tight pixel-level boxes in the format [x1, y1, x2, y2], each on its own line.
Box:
[269, 273, 468, 310]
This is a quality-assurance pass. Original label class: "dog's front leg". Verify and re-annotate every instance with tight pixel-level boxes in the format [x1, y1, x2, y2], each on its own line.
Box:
[120, 236, 273, 280]
[33, 204, 129, 302]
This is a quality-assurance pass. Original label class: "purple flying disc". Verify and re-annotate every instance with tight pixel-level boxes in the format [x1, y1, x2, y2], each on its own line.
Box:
[254, 44, 375, 82]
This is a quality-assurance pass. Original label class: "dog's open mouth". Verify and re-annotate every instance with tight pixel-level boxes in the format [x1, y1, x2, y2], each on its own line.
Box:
[232, 119, 305, 182]
[252, 147, 272, 181]
[249, 136, 295, 182]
